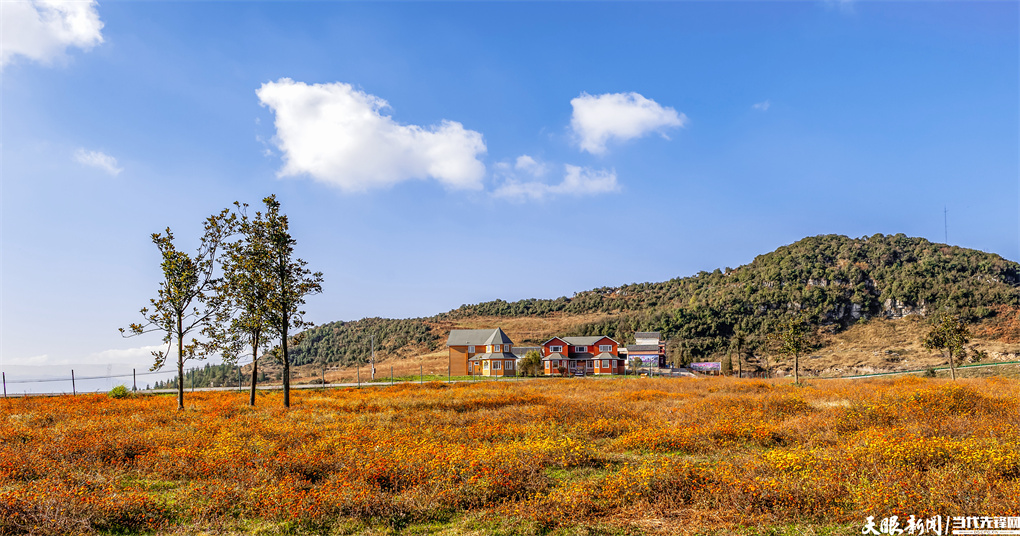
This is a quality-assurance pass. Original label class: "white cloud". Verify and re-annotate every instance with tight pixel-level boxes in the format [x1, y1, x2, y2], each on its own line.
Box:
[73, 148, 122, 176]
[570, 92, 686, 155]
[752, 100, 771, 112]
[256, 78, 487, 192]
[494, 162, 618, 201]
[87, 345, 167, 365]
[514, 154, 548, 177]
[3, 354, 50, 366]
[1, 0, 104, 69]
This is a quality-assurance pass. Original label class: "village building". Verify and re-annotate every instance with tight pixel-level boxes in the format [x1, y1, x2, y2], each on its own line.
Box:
[446, 328, 518, 377]
[623, 331, 667, 368]
[540, 336, 625, 375]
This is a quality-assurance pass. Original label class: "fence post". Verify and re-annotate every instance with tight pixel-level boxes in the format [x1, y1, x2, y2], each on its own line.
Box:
[71, 369, 76, 396]
[2, 372, 6, 398]
[420, 364, 423, 385]
[357, 365, 361, 389]
[390, 365, 393, 386]
[133, 369, 137, 391]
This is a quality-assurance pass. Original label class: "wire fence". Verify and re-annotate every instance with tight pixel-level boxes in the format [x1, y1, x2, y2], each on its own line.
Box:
[0, 367, 179, 396]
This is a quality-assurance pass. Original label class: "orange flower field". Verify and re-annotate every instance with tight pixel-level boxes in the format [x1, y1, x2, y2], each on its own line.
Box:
[1, 376, 1018, 535]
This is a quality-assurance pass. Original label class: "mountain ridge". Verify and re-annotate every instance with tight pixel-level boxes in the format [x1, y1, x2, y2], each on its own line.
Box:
[157, 233, 1020, 388]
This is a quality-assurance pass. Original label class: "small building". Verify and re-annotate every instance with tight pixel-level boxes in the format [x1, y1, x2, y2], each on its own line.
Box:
[540, 336, 625, 375]
[624, 331, 667, 368]
[446, 328, 517, 377]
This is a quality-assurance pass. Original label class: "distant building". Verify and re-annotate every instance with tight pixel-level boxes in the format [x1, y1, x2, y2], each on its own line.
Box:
[540, 336, 624, 375]
[623, 331, 666, 368]
[446, 328, 517, 377]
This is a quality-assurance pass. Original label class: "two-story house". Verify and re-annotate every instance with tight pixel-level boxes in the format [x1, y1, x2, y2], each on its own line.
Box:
[623, 331, 666, 368]
[540, 336, 624, 375]
[446, 328, 518, 377]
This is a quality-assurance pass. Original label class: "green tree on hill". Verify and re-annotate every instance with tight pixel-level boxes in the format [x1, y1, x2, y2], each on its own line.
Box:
[922, 310, 970, 380]
[770, 317, 811, 384]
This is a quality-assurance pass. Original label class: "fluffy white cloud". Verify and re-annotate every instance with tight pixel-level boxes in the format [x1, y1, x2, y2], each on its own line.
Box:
[570, 92, 686, 154]
[494, 161, 618, 201]
[73, 148, 122, 176]
[256, 78, 487, 192]
[752, 100, 771, 112]
[1, 0, 104, 69]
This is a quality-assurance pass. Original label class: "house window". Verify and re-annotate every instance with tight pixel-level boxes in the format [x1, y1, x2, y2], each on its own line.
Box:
[468, 345, 475, 353]
[493, 344, 501, 353]
[575, 346, 587, 353]
[492, 361, 500, 370]
[550, 345, 562, 353]
[602, 360, 610, 368]
[483, 361, 489, 370]
[506, 361, 514, 370]
[585, 361, 592, 368]
[599, 345, 612, 352]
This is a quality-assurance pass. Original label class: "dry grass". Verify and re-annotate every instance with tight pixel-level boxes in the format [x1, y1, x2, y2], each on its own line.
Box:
[764, 316, 1020, 378]
[2, 377, 1018, 535]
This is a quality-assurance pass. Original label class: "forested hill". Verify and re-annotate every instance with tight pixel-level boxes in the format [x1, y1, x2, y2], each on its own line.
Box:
[280, 233, 1019, 367]
[160, 234, 1020, 387]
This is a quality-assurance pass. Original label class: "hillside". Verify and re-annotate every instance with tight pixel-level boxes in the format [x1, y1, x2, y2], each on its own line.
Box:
[159, 233, 1020, 388]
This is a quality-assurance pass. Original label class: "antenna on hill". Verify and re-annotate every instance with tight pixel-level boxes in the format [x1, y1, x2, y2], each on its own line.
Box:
[944, 205, 948, 244]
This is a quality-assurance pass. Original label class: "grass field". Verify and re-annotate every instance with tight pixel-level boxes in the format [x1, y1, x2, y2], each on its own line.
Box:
[1, 377, 1018, 535]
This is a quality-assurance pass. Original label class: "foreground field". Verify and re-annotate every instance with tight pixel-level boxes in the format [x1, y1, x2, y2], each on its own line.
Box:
[1, 377, 1018, 535]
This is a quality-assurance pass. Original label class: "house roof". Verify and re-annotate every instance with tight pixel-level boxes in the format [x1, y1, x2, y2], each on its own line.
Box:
[540, 336, 567, 347]
[511, 346, 541, 357]
[468, 352, 519, 361]
[595, 352, 618, 360]
[635, 332, 661, 339]
[627, 344, 661, 353]
[541, 352, 566, 361]
[447, 328, 513, 346]
[562, 336, 617, 346]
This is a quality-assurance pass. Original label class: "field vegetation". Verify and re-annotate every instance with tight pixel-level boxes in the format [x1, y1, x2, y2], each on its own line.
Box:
[2, 376, 1018, 535]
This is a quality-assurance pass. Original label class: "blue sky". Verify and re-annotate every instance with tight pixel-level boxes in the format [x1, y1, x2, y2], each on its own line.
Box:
[1, 1, 1017, 388]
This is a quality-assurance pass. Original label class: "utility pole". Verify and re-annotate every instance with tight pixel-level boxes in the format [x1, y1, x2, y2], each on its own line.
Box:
[371, 335, 376, 380]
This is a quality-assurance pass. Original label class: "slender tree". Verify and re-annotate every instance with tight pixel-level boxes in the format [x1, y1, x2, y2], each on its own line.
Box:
[732, 330, 746, 379]
[262, 195, 323, 408]
[121, 211, 231, 410]
[209, 202, 274, 406]
[770, 318, 810, 384]
[922, 310, 969, 380]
